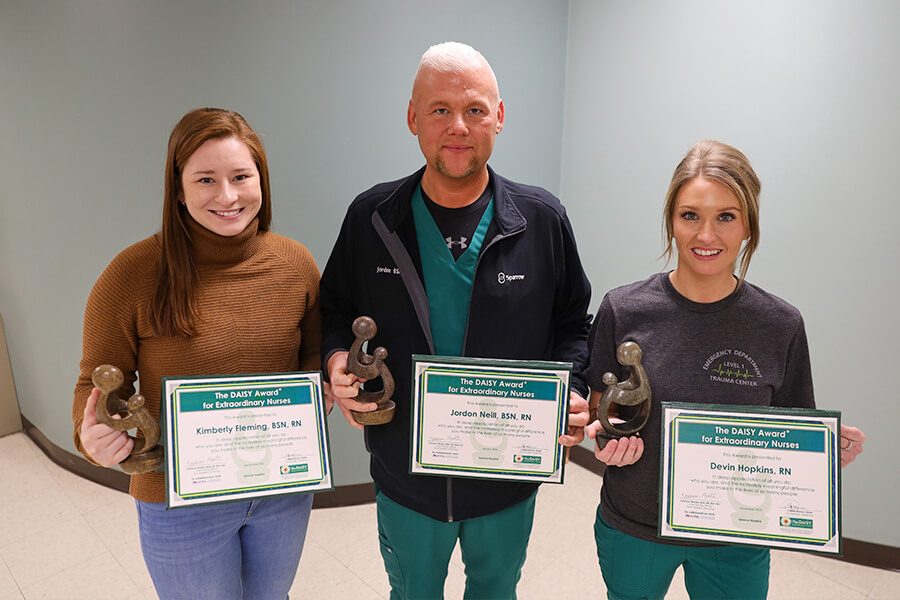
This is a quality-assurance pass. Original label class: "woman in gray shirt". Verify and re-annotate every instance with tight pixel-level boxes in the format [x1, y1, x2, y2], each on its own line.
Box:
[585, 140, 865, 600]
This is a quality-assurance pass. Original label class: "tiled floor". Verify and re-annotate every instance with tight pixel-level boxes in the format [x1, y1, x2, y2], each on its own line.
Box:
[0, 431, 896, 599]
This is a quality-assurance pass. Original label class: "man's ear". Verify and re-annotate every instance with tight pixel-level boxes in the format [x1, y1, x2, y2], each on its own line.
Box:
[407, 100, 418, 136]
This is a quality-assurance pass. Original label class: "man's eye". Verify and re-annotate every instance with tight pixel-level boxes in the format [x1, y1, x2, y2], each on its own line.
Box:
[434, 108, 448, 115]
[468, 108, 483, 115]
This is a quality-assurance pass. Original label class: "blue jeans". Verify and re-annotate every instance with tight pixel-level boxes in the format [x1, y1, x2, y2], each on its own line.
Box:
[136, 493, 313, 600]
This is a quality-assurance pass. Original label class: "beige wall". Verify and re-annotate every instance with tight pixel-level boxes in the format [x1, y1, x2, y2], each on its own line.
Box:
[0, 314, 22, 436]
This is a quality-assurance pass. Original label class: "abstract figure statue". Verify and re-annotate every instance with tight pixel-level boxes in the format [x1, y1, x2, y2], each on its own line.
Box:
[346, 316, 396, 425]
[589, 341, 652, 449]
[92, 364, 164, 474]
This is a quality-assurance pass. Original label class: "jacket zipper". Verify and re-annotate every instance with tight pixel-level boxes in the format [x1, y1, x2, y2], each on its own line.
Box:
[448, 223, 524, 522]
[459, 227, 523, 355]
[446, 478, 454, 522]
[377, 178, 524, 523]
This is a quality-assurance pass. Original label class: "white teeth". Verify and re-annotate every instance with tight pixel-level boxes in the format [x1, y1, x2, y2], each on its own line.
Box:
[214, 209, 241, 217]
[694, 249, 721, 256]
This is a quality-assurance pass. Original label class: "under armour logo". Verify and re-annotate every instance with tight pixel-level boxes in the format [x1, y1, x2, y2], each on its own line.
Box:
[446, 237, 468, 250]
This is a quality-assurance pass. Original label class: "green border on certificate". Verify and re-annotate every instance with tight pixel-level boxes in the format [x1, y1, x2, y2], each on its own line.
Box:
[410, 355, 571, 484]
[658, 402, 841, 554]
[162, 371, 333, 509]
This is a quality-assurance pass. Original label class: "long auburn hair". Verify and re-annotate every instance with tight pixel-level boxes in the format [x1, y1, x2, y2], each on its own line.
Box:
[149, 108, 272, 337]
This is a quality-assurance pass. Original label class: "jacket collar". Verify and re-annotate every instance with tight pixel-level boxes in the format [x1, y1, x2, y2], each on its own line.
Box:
[376, 165, 526, 236]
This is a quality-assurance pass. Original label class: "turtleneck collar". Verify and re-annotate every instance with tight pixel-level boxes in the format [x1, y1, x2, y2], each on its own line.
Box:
[184, 212, 262, 266]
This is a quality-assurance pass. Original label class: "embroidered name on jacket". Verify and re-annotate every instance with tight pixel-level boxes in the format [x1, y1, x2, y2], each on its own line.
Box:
[376, 266, 400, 275]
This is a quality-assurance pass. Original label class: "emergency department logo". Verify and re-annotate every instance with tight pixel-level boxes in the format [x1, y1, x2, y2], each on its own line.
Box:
[701, 349, 762, 387]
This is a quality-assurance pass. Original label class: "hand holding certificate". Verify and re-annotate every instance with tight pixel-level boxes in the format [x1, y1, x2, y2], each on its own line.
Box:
[410, 356, 571, 484]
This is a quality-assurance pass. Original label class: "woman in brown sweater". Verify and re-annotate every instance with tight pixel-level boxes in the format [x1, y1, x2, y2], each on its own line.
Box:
[72, 108, 324, 599]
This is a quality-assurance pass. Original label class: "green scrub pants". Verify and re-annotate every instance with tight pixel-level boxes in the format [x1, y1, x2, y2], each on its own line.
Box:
[376, 488, 536, 600]
[595, 508, 770, 600]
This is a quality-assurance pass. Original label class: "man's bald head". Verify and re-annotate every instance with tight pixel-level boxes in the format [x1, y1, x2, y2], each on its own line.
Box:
[412, 42, 500, 108]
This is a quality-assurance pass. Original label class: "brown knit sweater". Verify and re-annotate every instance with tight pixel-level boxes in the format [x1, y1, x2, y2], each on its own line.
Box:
[73, 216, 321, 502]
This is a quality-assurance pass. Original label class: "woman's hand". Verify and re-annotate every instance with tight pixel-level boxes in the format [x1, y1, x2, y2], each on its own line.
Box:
[586, 419, 644, 466]
[840, 424, 865, 467]
[80, 388, 134, 467]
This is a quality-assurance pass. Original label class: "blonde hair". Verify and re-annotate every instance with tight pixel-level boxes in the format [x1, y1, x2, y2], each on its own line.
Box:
[662, 140, 761, 284]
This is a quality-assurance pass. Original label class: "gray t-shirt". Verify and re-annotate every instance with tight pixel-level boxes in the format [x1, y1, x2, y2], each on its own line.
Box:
[587, 272, 815, 544]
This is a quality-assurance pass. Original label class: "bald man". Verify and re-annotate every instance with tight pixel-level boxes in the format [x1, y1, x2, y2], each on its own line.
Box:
[321, 42, 591, 599]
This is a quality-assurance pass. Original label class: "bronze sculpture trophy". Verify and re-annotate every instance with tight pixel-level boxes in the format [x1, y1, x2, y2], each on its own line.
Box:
[589, 341, 652, 449]
[346, 316, 396, 425]
[91, 364, 164, 474]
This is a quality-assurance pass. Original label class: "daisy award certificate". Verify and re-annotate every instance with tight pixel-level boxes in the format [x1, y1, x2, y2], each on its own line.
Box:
[162, 372, 333, 508]
[659, 403, 841, 554]
[410, 355, 571, 484]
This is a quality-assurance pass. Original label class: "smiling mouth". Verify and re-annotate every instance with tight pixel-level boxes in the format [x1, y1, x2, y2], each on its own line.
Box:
[693, 248, 722, 257]
[213, 208, 243, 217]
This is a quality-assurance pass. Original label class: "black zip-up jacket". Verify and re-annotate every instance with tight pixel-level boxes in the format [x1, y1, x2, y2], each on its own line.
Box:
[321, 166, 592, 522]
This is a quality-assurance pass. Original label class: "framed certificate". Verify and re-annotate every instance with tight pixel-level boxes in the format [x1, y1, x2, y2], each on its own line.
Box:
[162, 372, 333, 508]
[410, 355, 571, 484]
[659, 403, 841, 554]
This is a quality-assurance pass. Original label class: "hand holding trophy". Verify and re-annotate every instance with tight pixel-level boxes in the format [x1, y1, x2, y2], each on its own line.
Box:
[346, 316, 396, 425]
[92, 364, 164, 474]
[588, 341, 652, 449]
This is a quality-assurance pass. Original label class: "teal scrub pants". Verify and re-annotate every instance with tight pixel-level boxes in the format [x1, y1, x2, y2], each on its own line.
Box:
[376, 489, 536, 600]
[594, 508, 770, 600]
